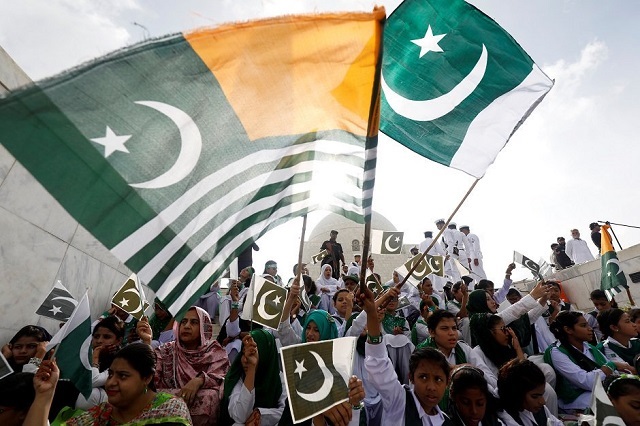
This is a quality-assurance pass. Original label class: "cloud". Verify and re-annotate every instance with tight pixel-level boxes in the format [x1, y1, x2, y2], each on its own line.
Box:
[0, 0, 139, 80]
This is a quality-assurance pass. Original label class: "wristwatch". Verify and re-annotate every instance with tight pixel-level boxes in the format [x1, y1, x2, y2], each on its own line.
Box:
[367, 333, 382, 344]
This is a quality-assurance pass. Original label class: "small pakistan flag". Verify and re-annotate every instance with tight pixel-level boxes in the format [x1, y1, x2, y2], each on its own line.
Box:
[281, 337, 356, 423]
[111, 273, 149, 320]
[36, 280, 78, 321]
[371, 230, 404, 255]
[240, 274, 287, 329]
[365, 273, 384, 298]
[513, 251, 542, 279]
[311, 249, 329, 265]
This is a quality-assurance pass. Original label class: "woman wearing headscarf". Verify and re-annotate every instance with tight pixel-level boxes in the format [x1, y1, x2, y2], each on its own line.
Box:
[147, 306, 230, 425]
[316, 264, 340, 314]
[221, 329, 286, 425]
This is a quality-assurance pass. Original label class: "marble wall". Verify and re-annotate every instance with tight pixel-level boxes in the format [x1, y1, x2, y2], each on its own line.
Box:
[0, 47, 136, 343]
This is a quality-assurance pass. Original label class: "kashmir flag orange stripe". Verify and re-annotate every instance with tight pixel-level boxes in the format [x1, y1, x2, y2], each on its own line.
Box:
[184, 8, 384, 141]
[601, 224, 615, 254]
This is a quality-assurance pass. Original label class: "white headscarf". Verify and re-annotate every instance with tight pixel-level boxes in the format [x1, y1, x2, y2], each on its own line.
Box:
[316, 264, 339, 290]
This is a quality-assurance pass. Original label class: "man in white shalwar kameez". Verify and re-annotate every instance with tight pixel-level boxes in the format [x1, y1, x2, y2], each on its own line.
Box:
[565, 229, 595, 264]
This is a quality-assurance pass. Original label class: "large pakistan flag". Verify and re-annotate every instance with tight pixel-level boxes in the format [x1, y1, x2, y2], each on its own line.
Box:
[0, 11, 384, 315]
[381, 0, 553, 178]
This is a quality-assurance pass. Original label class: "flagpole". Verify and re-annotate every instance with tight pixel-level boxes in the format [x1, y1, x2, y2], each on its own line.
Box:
[605, 222, 624, 252]
[604, 224, 635, 306]
[395, 178, 480, 292]
[296, 215, 308, 282]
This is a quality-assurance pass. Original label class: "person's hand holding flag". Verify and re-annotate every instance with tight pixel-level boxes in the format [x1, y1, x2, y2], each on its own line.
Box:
[136, 317, 153, 346]
[281, 277, 300, 324]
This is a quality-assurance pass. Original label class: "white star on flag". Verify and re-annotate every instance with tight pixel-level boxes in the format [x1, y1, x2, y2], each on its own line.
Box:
[294, 359, 307, 379]
[90, 126, 132, 158]
[49, 305, 62, 316]
[273, 295, 282, 306]
[394, 237, 400, 243]
[119, 297, 129, 307]
[411, 25, 446, 58]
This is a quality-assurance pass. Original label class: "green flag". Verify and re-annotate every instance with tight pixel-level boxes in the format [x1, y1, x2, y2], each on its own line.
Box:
[601, 224, 628, 300]
[0, 11, 384, 316]
[381, 0, 553, 178]
[46, 292, 92, 399]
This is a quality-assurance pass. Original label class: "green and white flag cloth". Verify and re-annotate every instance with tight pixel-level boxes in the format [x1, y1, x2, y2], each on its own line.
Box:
[600, 224, 628, 300]
[281, 337, 356, 423]
[381, 0, 553, 178]
[396, 253, 445, 286]
[0, 13, 383, 316]
[371, 230, 404, 255]
[240, 274, 287, 329]
[111, 273, 149, 321]
[36, 280, 78, 321]
[365, 273, 384, 298]
[513, 251, 542, 280]
[46, 291, 92, 399]
[310, 249, 329, 265]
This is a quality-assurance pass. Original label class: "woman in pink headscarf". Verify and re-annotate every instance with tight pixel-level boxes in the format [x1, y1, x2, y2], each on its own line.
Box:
[154, 306, 230, 426]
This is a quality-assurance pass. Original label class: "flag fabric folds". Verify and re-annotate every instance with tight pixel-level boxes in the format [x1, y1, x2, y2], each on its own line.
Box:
[600, 224, 628, 300]
[371, 230, 404, 254]
[0, 10, 384, 316]
[513, 251, 542, 279]
[281, 337, 356, 423]
[396, 253, 445, 286]
[36, 280, 78, 321]
[240, 274, 288, 329]
[311, 249, 329, 265]
[46, 292, 93, 399]
[111, 273, 149, 320]
[380, 0, 553, 178]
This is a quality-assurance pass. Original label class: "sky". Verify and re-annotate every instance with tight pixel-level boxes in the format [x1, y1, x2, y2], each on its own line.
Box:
[0, 0, 638, 284]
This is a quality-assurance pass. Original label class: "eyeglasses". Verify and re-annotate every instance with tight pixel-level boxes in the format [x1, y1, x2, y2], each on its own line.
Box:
[491, 326, 508, 333]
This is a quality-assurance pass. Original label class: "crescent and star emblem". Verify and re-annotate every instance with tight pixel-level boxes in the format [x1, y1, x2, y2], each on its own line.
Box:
[80, 335, 93, 370]
[382, 22, 488, 122]
[51, 296, 78, 307]
[257, 289, 279, 321]
[295, 351, 334, 402]
[605, 259, 624, 275]
[90, 101, 203, 189]
[123, 288, 144, 314]
[384, 234, 401, 253]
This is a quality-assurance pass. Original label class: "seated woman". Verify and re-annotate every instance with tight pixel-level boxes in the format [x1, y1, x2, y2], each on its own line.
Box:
[278, 279, 339, 347]
[222, 330, 286, 425]
[544, 311, 617, 413]
[25, 343, 191, 425]
[75, 315, 125, 410]
[316, 264, 340, 314]
[497, 359, 562, 426]
[148, 299, 174, 349]
[361, 283, 453, 425]
[604, 374, 640, 426]
[139, 306, 230, 425]
[448, 365, 503, 426]
[471, 314, 558, 415]
[597, 308, 639, 369]
[2, 325, 51, 373]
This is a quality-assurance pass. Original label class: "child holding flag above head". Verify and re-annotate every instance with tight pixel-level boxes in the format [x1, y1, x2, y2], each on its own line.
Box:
[361, 284, 454, 425]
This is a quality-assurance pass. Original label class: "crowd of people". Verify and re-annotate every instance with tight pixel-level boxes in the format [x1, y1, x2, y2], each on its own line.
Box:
[550, 223, 602, 271]
[1, 226, 640, 426]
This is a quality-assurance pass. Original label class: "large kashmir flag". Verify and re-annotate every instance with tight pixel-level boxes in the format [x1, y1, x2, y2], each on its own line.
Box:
[46, 292, 93, 399]
[380, 0, 553, 178]
[600, 224, 628, 300]
[0, 11, 384, 315]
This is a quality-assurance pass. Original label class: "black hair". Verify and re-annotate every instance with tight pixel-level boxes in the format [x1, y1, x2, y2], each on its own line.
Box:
[546, 281, 561, 290]
[475, 279, 494, 291]
[426, 309, 456, 331]
[604, 375, 640, 399]
[590, 289, 618, 308]
[301, 275, 317, 295]
[597, 308, 626, 339]
[419, 300, 428, 313]
[630, 308, 640, 324]
[451, 282, 462, 293]
[0, 372, 35, 411]
[421, 276, 431, 285]
[93, 315, 125, 340]
[409, 347, 450, 382]
[550, 243, 559, 249]
[498, 359, 546, 419]
[549, 311, 584, 342]
[332, 288, 350, 303]
[449, 366, 499, 425]
[506, 288, 521, 297]
[10, 325, 50, 344]
[475, 314, 516, 368]
[113, 342, 156, 382]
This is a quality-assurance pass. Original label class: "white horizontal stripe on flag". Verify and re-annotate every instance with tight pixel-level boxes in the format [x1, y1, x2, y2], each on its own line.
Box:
[113, 139, 365, 261]
[449, 64, 553, 178]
